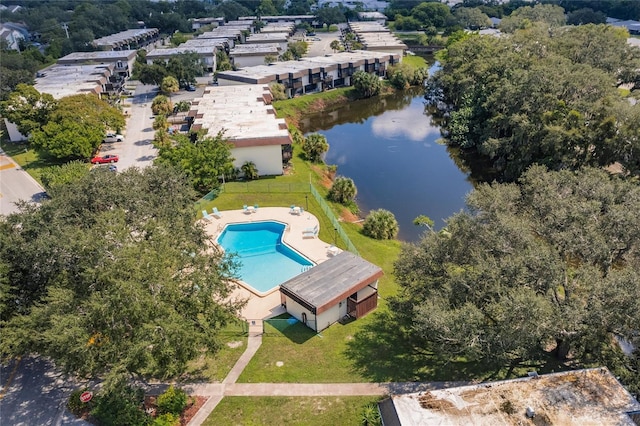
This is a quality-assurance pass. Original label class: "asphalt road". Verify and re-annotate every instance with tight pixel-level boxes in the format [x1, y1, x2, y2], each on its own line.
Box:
[0, 150, 47, 216]
[0, 357, 88, 425]
[96, 81, 208, 171]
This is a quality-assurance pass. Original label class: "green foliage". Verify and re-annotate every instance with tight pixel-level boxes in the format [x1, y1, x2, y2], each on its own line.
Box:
[264, 54, 278, 65]
[174, 101, 191, 113]
[433, 24, 640, 181]
[269, 82, 287, 100]
[499, 4, 566, 33]
[566, 8, 607, 25]
[170, 32, 189, 47]
[454, 7, 492, 30]
[0, 84, 56, 136]
[0, 165, 243, 379]
[40, 160, 90, 195]
[302, 133, 329, 163]
[241, 161, 259, 180]
[352, 70, 382, 99]
[410, 2, 454, 29]
[152, 95, 174, 116]
[328, 176, 357, 204]
[30, 94, 124, 160]
[216, 50, 233, 71]
[387, 62, 415, 89]
[361, 402, 382, 426]
[155, 132, 235, 194]
[330, 40, 342, 52]
[393, 166, 640, 375]
[91, 379, 149, 426]
[152, 413, 180, 426]
[362, 209, 399, 240]
[315, 5, 346, 26]
[136, 53, 205, 87]
[161, 76, 180, 95]
[413, 215, 434, 231]
[286, 40, 308, 60]
[156, 385, 188, 416]
[67, 388, 93, 416]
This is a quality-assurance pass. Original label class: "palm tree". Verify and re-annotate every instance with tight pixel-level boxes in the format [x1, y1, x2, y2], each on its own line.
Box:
[241, 161, 259, 180]
[302, 133, 329, 163]
[328, 176, 357, 204]
[330, 40, 341, 52]
[362, 209, 399, 240]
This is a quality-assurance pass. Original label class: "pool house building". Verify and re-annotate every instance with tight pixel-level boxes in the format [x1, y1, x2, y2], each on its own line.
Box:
[279, 251, 383, 332]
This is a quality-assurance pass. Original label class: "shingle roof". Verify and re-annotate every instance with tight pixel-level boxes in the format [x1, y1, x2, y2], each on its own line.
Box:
[280, 251, 383, 314]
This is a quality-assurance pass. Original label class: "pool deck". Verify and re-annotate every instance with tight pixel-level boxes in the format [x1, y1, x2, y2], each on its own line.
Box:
[202, 207, 342, 321]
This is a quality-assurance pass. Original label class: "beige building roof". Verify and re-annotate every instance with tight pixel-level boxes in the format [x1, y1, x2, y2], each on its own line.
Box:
[189, 85, 291, 147]
[93, 28, 158, 49]
[57, 50, 137, 65]
[246, 32, 290, 43]
[230, 43, 281, 56]
[34, 64, 113, 99]
[381, 368, 640, 426]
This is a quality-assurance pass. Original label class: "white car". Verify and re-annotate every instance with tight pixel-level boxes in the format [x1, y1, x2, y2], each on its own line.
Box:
[103, 133, 124, 143]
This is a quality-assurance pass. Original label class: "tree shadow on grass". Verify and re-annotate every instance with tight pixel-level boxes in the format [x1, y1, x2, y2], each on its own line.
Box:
[344, 310, 574, 384]
[264, 314, 317, 344]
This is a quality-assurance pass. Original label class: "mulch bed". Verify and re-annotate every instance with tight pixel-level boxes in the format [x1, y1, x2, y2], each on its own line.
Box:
[144, 394, 209, 425]
[180, 396, 209, 425]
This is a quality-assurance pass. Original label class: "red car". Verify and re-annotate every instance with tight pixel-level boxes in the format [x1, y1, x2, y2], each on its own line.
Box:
[90, 154, 119, 164]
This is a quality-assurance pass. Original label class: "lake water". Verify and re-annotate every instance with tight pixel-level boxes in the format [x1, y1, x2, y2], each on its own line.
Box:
[300, 85, 474, 242]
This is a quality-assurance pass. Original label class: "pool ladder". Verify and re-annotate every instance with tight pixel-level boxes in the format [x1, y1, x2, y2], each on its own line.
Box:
[301, 265, 313, 272]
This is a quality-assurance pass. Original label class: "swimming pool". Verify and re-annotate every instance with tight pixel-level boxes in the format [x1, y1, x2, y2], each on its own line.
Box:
[217, 221, 313, 294]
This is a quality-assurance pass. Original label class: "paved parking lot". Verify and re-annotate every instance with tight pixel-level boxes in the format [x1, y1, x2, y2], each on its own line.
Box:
[303, 31, 341, 57]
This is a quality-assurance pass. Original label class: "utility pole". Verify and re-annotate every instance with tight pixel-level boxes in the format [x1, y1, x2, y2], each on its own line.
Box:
[61, 23, 69, 39]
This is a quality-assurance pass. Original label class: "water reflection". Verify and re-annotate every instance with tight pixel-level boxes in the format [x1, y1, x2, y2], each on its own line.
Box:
[302, 89, 474, 242]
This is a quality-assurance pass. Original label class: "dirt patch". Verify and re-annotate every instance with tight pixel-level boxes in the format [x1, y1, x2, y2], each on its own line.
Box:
[340, 208, 361, 224]
[227, 340, 243, 349]
[418, 392, 455, 411]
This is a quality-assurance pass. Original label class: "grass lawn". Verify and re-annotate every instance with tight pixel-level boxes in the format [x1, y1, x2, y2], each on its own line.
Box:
[181, 321, 249, 383]
[402, 55, 428, 68]
[0, 141, 70, 185]
[273, 87, 356, 122]
[205, 396, 381, 426]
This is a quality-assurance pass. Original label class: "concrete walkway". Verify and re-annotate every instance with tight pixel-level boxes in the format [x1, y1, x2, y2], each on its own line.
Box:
[184, 318, 464, 425]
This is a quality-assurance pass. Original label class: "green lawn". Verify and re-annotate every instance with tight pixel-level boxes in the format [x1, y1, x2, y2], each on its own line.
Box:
[402, 55, 428, 68]
[205, 396, 381, 426]
[273, 87, 356, 121]
[181, 321, 249, 383]
[0, 141, 69, 185]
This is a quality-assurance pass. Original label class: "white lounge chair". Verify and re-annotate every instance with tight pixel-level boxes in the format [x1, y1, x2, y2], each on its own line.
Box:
[302, 224, 319, 238]
[202, 210, 213, 222]
[212, 207, 222, 218]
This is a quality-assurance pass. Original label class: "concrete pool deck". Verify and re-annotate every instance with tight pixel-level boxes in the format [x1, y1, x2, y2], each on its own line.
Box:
[202, 207, 342, 321]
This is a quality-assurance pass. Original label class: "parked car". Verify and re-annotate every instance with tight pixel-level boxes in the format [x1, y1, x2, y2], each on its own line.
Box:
[103, 133, 124, 143]
[186, 84, 196, 91]
[90, 154, 119, 164]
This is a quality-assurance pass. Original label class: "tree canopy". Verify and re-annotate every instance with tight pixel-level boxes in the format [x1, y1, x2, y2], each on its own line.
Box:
[0, 84, 56, 136]
[155, 132, 235, 195]
[0, 164, 243, 380]
[393, 166, 640, 385]
[431, 24, 640, 181]
[29, 93, 124, 160]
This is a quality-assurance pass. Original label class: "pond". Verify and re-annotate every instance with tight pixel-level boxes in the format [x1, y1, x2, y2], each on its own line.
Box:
[300, 73, 474, 242]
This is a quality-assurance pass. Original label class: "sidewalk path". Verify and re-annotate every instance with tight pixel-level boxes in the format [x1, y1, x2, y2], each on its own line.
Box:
[185, 319, 464, 425]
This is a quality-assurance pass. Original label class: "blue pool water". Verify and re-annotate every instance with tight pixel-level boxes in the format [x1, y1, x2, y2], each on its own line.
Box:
[217, 221, 313, 293]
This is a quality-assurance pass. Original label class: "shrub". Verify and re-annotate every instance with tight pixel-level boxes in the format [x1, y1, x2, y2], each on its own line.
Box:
[328, 176, 357, 204]
[67, 388, 93, 416]
[152, 413, 180, 426]
[156, 385, 188, 416]
[362, 209, 399, 240]
[241, 161, 259, 180]
[91, 381, 149, 426]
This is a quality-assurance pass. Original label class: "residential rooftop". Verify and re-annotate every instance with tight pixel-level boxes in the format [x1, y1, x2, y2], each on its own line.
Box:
[93, 28, 158, 49]
[146, 46, 213, 58]
[57, 50, 137, 64]
[246, 32, 290, 42]
[189, 85, 290, 146]
[34, 64, 113, 99]
[261, 23, 296, 33]
[217, 50, 400, 83]
[349, 22, 389, 33]
[198, 28, 244, 39]
[380, 368, 640, 426]
[230, 43, 281, 55]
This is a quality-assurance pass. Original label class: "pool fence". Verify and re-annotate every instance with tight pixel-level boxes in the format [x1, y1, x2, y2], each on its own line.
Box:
[195, 182, 360, 257]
